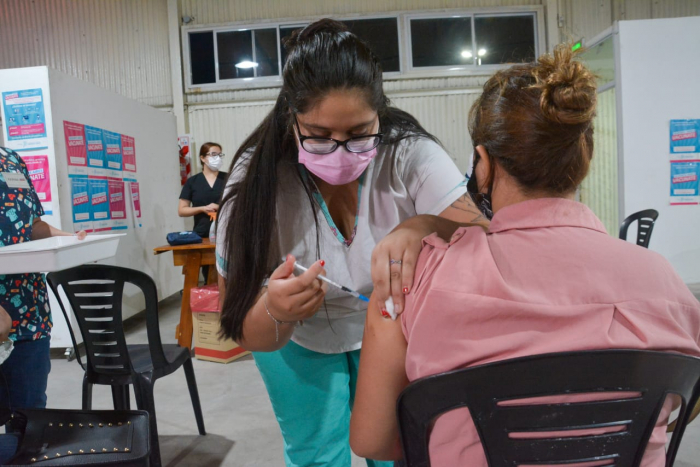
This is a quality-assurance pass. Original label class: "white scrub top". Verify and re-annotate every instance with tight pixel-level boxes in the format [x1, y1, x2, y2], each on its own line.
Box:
[216, 136, 467, 354]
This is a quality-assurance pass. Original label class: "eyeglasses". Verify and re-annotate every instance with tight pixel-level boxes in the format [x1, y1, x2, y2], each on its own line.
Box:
[206, 152, 224, 157]
[294, 116, 383, 155]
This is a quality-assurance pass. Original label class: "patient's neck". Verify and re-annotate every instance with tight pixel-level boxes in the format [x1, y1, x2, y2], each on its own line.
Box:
[491, 176, 576, 214]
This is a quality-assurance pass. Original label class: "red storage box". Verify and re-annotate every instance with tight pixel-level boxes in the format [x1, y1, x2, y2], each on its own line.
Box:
[190, 284, 249, 363]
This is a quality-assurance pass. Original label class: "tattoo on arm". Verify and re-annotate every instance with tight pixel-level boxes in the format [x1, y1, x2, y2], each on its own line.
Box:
[446, 194, 489, 226]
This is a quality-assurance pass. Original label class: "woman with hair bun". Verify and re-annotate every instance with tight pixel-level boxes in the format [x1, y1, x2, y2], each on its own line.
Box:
[351, 44, 700, 465]
[215, 18, 487, 466]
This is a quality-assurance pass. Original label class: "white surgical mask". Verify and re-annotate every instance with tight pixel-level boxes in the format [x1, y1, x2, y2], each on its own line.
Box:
[205, 155, 223, 171]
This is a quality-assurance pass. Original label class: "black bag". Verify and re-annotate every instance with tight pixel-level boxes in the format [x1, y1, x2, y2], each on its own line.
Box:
[4, 408, 150, 466]
[166, 231, 202, 246]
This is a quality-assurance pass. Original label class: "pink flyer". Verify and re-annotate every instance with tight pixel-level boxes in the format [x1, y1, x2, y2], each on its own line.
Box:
[130, 181, 141, 218]
[63, 121, 87, 166]
[108, 178, 128, 230]
[23, 155, 53, 215]
[121, 135, 136, 174]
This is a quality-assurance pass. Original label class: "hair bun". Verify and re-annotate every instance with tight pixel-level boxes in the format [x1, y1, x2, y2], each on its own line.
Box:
[283, 18, 349, 53]
[535, 46, 597, 125]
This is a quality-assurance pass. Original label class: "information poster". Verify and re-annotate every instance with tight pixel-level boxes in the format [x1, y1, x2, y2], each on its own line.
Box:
[85, 125, 107, 177]
[129, 181, 142, 227]
[89, 177, 110, 231]
[63, 121, 88, 177]
[108, 178, 127, 230]
[22, 155, 52, 215]
[121, 134, 136, 178]
[103, 130, 123, 179]
[670, 162, 700, 205]
[70, 176, 93, 233]
[2, 88, 48, 150]
[670, 119, 700, 161]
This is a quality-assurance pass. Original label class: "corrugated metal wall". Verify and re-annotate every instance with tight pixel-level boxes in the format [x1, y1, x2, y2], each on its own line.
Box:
[390, 92, 482, 171]
[180, 0, 543, 25]
[0, 0, 173, 107]
[559, 0, 700, 42]
[580, 87, 619, 235]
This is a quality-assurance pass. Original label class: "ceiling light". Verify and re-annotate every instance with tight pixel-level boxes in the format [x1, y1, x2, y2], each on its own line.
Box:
[235, 61, 258, 69]
[478, 48, 487, 57]
[461, 50, 473, 59]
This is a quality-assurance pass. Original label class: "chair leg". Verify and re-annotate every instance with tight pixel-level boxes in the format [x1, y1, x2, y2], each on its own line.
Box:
[183, 356, 206, 435]
[82, 376, 92, 410]
[134, 374, 162, 467]
[111, 385, 130, 410]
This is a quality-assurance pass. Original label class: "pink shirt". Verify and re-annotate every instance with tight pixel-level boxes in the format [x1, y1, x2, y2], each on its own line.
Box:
[402, 198, 700, 466]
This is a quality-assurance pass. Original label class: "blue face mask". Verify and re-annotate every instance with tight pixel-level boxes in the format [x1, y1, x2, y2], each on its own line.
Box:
[466, 154, 493, 220]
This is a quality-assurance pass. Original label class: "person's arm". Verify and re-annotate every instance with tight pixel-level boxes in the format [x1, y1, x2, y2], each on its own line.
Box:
[31, 218, 86, 241]
[350, 292, 409, 461]
[178, 198, 212, 217]
[219, 255, 329, 352]
[0, 305, 11, 342]
[371, 193, 486, 316]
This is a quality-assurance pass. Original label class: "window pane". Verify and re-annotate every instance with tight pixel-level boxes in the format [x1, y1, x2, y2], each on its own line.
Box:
[254, 28, 280, 77]
[189, 31, 215, 85]
[342, 18, 400, 73]
[280, 26, 305, 70]
[580, 36, 614, 85]
[411, 17, 473, 68]
[217, 30, 254, 79]
[474, 15, 536, 65]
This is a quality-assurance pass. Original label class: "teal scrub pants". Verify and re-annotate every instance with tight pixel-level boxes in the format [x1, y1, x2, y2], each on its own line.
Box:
[253, 341, 394, 467]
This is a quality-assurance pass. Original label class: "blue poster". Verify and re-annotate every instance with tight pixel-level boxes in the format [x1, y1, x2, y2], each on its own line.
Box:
[70, 176, 93, 232]
[103, 129, 123, 178]
[89, 177, 111, 231]
[670, 119, 700, 160]
[2, 88, 48, 150]
[670, 162, 699, 205]
[85, 126, 106, 175]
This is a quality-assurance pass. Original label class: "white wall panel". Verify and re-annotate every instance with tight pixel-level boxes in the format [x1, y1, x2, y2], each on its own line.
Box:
[0, 0, 173, 107]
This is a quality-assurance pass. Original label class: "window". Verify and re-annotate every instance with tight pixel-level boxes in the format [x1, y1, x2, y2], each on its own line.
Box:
[407, 13, 537, 70]
[341, 18, 400, 73]
[474, 15, 536, 65]
[184, 8, 541, 89]
[410, 17, 473, 68]
[189, 31, 215, 85]
[580, 36, 615, 87]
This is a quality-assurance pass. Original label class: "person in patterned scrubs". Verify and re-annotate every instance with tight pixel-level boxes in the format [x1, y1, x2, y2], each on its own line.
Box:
[0, 147, 86, 410]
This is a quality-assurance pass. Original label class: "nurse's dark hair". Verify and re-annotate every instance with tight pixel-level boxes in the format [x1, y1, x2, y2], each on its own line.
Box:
[218, 18, 439, 341]
[469, 44, 597, 195]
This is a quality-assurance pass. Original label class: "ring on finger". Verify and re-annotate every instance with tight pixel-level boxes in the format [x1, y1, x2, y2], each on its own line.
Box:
[390, 259, 402, 266]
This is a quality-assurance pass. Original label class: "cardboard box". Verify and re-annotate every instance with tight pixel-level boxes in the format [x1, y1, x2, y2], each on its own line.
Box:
[190, 284, 250, 363]
[191, 311, 250, 363]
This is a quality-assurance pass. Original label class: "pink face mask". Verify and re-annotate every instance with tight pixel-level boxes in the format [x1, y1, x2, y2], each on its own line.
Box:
[298, 144, 377, 186]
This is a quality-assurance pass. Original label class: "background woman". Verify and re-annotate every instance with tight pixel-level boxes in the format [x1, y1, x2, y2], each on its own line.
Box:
[178, 142, 227, 238]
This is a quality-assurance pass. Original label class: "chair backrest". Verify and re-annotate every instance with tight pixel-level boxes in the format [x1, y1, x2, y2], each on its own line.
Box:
[619, 209, 659, 248]
[46, 264, 168, 378]
[396, 350, 700, 467]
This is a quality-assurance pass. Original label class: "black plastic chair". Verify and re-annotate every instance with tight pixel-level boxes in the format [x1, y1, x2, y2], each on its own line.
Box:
[619, 209, 659, 248]
[396, 350, 700, 467]
[47, 264, 206, 467]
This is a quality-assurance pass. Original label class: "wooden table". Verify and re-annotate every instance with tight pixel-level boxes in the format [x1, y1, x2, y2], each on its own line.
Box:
[153, 239, 217, 348]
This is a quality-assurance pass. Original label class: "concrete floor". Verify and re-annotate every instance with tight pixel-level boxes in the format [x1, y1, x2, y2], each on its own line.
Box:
[44, 291, 700, 466]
